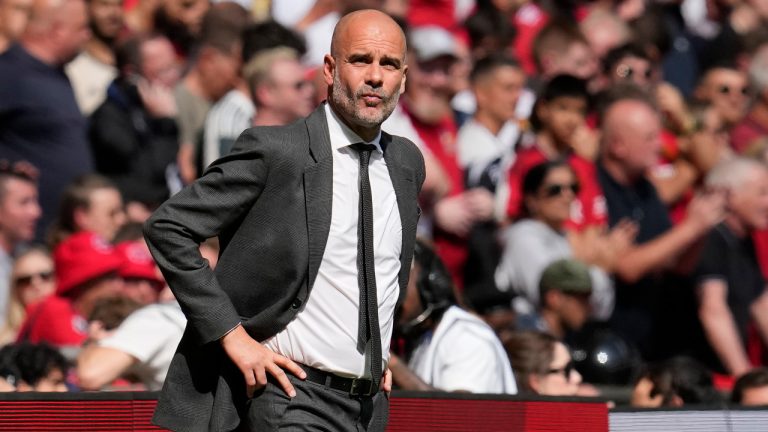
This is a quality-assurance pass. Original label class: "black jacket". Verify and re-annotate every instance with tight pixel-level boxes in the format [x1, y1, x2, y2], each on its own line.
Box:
[90, 79, 179, 208]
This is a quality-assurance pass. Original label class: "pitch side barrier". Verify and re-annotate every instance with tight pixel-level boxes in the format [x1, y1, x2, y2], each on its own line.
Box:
[610, 405, 768, 432]
[0, 391, 610, 431]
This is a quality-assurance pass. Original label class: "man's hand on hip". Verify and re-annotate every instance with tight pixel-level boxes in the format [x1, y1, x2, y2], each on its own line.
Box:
[220, 324, 306, 398]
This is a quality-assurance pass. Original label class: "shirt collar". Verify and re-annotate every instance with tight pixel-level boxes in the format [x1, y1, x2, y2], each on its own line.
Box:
[324, 102, 383, 154]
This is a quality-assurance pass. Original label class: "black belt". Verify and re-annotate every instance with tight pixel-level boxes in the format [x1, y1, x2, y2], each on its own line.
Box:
[299, 364, 377, 397]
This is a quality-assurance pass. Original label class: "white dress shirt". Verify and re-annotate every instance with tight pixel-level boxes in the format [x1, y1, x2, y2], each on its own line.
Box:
[264, 103, 402, 378]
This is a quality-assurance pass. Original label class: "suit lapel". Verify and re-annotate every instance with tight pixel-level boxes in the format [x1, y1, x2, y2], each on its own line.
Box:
[382, 133, 417, 284]
[302, 108, 417, 297]
[304, 106, 333, 291]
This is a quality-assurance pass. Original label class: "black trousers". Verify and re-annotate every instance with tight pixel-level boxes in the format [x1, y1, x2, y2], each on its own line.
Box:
[242, 373, 389, 431]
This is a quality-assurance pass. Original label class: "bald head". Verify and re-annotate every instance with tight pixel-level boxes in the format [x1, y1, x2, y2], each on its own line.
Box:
[24, 0, 57, 31]
[601, 99, 661, 182]
[22, 0, 89, 65]
[330, 9, 406, 60]
[602, 99, 657, 144]
[324, 9, 408, 142]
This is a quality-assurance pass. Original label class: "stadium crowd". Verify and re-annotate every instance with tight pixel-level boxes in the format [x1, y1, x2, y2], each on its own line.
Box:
[2, 0, 768, 409]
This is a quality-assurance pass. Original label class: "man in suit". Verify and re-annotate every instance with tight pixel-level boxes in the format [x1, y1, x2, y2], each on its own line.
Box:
[144, 9, 424, 432]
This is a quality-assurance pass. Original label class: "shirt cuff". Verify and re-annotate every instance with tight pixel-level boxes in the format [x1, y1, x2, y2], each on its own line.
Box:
[219, 322, 242, 341]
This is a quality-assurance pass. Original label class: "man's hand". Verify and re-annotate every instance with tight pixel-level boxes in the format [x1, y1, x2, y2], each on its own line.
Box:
[137, 78, 177, 118]
[381, 368, 392, 396]
[433, 194, 474, 237]
[220, 325, 306, 398]
[570, 125, 600, 162]
[464, 188, 495, 222]
[656, 82, 690, 134]
[684, 189, 727, 234]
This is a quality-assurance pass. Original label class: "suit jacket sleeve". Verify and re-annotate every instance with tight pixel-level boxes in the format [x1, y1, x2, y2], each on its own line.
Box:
[144, 129, 269, 345]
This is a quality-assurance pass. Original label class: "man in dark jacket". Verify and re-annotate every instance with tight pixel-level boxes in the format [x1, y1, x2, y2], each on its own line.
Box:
[144, 9, 424, 432]
[90, 34, 180, 220]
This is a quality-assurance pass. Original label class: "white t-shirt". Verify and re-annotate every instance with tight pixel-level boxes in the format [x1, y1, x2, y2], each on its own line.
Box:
[99, 302, 186, 390]
[408, 306, 518, 394]
[65, 51, 118, 116]
[495, 219, 614, 319]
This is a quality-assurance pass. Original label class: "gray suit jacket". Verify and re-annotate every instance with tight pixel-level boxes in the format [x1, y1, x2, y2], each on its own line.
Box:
[144, 105, 425, 432]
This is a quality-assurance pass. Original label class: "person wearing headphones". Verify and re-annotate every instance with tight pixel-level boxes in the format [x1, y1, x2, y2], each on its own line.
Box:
[390, 239, 517, 394]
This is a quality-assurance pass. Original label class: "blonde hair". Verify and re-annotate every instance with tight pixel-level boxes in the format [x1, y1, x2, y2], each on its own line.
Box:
[242, 47, 299, 104]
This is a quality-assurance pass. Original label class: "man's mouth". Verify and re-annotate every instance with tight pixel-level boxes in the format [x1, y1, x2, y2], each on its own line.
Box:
[362, 94, 382, 105]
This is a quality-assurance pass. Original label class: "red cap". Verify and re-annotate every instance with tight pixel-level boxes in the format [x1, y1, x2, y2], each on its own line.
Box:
[54, 232, 124, 296]
[116, 240, 164, 287]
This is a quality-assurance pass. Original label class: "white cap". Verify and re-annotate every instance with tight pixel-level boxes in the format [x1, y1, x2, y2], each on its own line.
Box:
[410, 26, 458, 62]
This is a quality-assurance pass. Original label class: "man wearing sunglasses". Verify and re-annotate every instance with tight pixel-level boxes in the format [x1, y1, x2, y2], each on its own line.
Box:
[694, 63, 748, 130]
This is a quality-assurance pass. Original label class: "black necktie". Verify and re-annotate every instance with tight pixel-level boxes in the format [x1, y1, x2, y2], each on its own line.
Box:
[352, 143, 382, 388]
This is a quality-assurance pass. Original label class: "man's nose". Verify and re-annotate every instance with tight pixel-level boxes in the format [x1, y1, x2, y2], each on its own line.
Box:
[365, 64, 383, 87]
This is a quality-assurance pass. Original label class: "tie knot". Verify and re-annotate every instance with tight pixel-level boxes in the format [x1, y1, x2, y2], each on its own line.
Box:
[351, 143, 377, 154]
[351, 143, 377, 165]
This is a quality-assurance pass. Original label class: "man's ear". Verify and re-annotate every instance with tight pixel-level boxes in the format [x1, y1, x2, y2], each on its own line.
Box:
[544, 290, 561, 309]
[399, 64, 408, 95]
[536, 102, 549, 125]
[255, 84, 273, 107]
[73, 207, 89, 232]
[528, 374, 541, 394]
[323, 54, 335, 86]
[524, 196, 538, 216]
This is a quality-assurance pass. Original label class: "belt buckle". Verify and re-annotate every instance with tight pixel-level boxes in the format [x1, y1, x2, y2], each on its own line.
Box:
[349, 378, 374, 397]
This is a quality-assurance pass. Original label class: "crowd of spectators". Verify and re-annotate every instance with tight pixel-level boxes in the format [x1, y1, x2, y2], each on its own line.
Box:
[2, 0, 768, 410]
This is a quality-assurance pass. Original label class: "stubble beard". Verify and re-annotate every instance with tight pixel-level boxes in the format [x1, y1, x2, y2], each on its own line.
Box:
[330, 71, 400, 129]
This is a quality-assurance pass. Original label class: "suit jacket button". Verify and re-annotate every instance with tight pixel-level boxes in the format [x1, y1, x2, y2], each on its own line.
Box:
[291, 299, 302, 309]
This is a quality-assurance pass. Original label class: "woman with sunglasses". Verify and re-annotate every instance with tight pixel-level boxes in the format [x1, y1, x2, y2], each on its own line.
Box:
[0, 247, 55, 344]
[504, 330, 582, 396]
[496, 160, 614, 321]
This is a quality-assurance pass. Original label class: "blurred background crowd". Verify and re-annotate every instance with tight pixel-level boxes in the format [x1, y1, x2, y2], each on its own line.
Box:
[3, 0, 768, 409]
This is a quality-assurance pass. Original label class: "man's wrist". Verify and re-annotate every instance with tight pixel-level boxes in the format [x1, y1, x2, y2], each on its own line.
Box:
[219, 323, 243, 344]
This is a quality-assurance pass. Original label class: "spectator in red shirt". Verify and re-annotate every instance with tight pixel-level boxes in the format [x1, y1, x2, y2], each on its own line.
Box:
[398, 26, 495, 288]
[505, 75, 604, 231]
[17, 231, 124, 355]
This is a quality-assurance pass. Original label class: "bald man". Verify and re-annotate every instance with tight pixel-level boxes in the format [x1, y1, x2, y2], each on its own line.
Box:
[596, 90, 725, 360]
[145, 9, 424, 432]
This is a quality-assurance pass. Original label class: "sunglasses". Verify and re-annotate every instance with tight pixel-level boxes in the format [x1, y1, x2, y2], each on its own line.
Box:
[615, 64, 652, 80]
[14, 271, 54, 287]
[547, 360, 576, 380]
[717, 85, 748, 96]
[541, 183, 580, 198]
